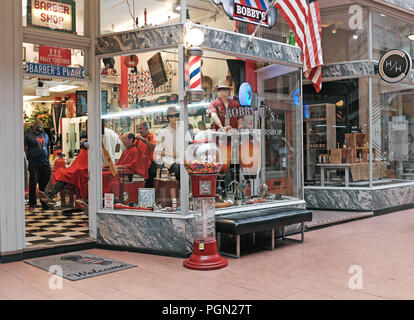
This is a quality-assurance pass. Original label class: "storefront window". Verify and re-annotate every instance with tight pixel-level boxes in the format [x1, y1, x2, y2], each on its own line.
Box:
[372, 11, 414, 62]
[187, 0, 291, 42]
[23, 0, 85, 36]
[100, 0, 181, 34]
[372, 79, 414, 182]
[320, 6, 369, 64]
[100, 49, 181, 212]
[303, 78, 371, 187]
[187, 51, 302, 210]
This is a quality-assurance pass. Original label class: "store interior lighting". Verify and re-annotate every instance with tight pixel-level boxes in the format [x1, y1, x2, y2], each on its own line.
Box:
[332, 27, 337, 34]
[336, 100, 344, 107]
[49, 85, 79, 92]
[23, 95, 41, 101]
[352, 34, 359, 40]
[408, 34, 414, 41]
[102, 102, 210, 120]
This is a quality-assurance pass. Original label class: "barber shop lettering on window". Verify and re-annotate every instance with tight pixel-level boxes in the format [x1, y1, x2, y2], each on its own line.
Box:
[29, 0, 74, 32]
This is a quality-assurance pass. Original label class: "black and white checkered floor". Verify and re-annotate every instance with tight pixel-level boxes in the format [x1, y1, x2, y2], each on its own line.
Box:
[25, 205, 89, 247]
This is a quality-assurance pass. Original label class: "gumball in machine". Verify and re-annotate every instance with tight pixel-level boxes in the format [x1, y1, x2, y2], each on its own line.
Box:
[183, 139, 228, 270]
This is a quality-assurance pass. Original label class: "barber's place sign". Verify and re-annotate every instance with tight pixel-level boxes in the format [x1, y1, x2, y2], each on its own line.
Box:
[27, 0, 76, 33]
[213, 0, 277, 28]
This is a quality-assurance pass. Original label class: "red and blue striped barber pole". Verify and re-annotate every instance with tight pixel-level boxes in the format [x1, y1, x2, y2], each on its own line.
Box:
[189, 55, 202, 91]
[186, 47, 204, 102]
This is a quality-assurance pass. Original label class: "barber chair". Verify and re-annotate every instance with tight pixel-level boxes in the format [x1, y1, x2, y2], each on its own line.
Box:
[114, 168, 145, 205]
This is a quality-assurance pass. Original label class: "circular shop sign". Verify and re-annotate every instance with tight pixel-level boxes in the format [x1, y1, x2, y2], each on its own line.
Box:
[379, 49, 412, 83]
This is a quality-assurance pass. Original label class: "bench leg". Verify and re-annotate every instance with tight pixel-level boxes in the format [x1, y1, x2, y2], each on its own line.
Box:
[252, 232, 256, 246]
[282, 226, 285, 239]
[271, 229, 275, 250]
[236, 235, 240, 258]
[281, 223, 306, 243]
[217, 232, 221, 251]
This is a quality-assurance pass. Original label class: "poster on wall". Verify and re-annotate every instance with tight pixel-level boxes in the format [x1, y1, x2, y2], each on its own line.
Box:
[27, 0, 76, 33]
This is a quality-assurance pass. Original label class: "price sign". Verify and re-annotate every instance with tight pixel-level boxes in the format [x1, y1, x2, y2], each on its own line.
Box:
[378, 49, 412, 83]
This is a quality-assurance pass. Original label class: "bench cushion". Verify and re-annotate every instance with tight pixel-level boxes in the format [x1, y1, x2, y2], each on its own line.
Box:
[215, 207, 312, 235]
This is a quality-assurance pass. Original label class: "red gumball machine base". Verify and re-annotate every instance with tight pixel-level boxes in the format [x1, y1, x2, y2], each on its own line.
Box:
[183, 240, 228, 270]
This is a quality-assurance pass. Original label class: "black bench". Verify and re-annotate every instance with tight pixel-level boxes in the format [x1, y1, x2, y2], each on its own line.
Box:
[215, 207, 312, 258]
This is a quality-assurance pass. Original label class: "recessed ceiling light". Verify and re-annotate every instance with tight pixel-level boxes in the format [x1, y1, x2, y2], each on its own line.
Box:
[380, 13, 386, 17]
[408, 34, 414, 41]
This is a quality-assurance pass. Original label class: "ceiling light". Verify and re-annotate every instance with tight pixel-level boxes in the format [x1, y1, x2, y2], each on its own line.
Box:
[49, 85, 79, 92]
[352, 34, 358, 40]
[380, 13, 386, 17]
[186, 28, 204, 47]
[408, 34, 414, 41]
[332, 27, 337, 34]
[23, 95, 40, 101]
[336, 100, 344, 107]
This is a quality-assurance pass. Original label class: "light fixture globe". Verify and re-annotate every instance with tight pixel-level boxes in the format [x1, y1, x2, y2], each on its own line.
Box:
[187, 28, 205, 47]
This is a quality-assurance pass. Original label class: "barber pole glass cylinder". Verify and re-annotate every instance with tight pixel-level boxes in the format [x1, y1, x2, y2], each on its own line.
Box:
[186, 48, 205, 102]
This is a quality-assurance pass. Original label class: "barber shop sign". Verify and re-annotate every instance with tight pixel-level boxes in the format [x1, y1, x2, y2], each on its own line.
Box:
[27, 0, 76, 33]
[213, 0, 277, 28]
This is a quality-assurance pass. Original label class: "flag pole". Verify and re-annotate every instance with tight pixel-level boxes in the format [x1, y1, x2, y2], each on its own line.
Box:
[249, 0, 278, 41]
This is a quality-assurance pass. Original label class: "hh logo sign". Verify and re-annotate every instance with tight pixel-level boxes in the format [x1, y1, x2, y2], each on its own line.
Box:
[213, 0, 277, 27]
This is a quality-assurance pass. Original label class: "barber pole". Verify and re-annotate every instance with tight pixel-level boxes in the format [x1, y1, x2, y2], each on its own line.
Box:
[186, 47, 204, 102]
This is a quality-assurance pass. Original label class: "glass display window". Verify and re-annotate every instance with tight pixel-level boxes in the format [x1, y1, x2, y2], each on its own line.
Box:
[187, 0, 292, 43]
[372, 11, 414, 62]
[100, 48, 182, 212]
[319, 5, 369, 64]
[372, 79, 414, 182]
[100, 0, 181, 34]
[187, 50, 302, 211]
[303, 78, 371, 187]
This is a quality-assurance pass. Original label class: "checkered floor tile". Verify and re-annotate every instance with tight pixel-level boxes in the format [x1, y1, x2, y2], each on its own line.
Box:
[25, 206, 89, 247]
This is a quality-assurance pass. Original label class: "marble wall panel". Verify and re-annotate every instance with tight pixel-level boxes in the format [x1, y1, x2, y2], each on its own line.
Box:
[304, 188, 373, 211]
[97, 213, 188, 256]
[198, 25, 302, 65]
[96, 24, 184, 56]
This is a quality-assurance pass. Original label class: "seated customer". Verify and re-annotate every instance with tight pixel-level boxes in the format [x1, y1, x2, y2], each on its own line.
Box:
[113, 132, 149, 179]
[40, 137, 89, 205]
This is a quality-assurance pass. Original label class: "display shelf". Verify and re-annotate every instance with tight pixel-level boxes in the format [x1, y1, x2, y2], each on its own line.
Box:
[304, 103, 336, 181]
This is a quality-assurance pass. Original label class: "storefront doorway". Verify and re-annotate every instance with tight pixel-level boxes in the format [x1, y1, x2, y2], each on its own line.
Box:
[23, 71, 91, 249]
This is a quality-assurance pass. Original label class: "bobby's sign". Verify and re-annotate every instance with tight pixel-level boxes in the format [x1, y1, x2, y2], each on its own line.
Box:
[28, 0, 75, 33]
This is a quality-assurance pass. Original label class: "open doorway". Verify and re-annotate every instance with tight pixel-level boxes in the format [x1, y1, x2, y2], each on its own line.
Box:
[23, 43, 91, 249]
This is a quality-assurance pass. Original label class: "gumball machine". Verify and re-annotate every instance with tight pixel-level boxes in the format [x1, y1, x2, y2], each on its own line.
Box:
[183, 139, 228, 270]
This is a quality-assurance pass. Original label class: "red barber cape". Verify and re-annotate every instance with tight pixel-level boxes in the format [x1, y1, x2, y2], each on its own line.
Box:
[115, 145, 148, 179]
[53, 149, 89, 200]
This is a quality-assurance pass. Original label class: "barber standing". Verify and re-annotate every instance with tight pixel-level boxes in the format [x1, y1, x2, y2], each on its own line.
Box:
[137, 121, 157, 188]
[24, 120, 51, 211]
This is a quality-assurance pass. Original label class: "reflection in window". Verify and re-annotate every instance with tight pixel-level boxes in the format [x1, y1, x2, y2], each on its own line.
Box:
[100, 0, 181, 34]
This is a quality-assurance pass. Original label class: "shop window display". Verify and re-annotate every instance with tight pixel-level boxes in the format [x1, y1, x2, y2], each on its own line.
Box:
[100, 0, 181, 34]
[101, 49, 182, 212]
[100, 48, 302, 213]
[371, 79, 414, 182]
[303, 78, 372, 187]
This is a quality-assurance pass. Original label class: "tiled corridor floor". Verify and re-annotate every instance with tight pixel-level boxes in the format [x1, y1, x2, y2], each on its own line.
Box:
[2, 208, 414, 300]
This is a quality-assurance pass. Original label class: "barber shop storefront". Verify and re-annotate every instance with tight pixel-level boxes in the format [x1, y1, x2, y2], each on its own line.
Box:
[93, 0, 306, 257]
[0, 0, 308, 260]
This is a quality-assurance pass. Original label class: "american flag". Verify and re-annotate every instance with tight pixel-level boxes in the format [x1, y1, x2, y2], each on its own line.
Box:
[274, 0, 323, 92]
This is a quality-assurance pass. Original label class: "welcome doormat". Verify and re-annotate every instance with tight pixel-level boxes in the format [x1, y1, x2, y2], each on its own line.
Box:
[24, 251, 136, 281]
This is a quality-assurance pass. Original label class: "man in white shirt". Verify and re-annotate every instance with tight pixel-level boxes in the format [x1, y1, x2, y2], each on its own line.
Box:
[154, 106, 191, 181]
[102, 120, 121, 164]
